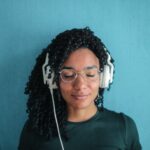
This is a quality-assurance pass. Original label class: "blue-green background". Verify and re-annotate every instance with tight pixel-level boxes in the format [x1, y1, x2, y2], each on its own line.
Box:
[0, 0, 149, 149]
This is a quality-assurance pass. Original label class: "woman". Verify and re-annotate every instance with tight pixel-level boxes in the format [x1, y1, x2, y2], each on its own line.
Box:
[18, 27, 142, 150]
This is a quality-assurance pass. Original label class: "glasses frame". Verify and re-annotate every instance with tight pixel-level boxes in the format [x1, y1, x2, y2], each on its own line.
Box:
[59, 68, 100, 83]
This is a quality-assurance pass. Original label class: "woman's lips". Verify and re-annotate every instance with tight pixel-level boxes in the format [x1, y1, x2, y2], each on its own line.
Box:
[71, 95, 88, 100]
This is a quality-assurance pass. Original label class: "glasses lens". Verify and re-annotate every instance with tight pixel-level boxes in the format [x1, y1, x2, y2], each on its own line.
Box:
[84, 68, 99, 78]
[60, 69, 76, 82]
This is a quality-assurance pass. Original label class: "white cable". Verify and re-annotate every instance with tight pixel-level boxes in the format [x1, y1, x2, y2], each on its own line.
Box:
[42, 53, 65, 150]
[48, 85, 65, 150]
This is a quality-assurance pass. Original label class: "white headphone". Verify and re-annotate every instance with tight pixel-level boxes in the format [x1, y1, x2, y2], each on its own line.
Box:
[42, 53, 57, 89]
[100, 52, 114, 88]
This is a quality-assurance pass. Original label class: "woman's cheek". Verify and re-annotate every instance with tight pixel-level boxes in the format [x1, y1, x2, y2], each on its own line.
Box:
[59, 82, 72, 100]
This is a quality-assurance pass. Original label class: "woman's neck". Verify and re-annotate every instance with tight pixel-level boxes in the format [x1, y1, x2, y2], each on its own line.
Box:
[67, 105, 98, 122]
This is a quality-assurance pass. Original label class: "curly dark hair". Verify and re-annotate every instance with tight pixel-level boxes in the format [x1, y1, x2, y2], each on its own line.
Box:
[24, 27, 114, 140]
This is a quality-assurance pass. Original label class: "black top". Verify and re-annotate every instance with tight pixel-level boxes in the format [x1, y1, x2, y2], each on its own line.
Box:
[18, 108, 142, 150]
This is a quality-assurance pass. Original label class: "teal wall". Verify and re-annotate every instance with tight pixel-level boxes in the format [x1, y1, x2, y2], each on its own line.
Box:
[0, 0, 149, 149]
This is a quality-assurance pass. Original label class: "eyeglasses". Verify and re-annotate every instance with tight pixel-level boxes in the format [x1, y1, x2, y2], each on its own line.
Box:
[59, 68, 100, 83]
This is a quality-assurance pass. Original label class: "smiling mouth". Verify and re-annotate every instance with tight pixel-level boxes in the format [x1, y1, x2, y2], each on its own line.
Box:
[72, 95, 88, 100]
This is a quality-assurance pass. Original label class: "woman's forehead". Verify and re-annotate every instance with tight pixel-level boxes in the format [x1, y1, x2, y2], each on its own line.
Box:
[62, 48, 100, 69]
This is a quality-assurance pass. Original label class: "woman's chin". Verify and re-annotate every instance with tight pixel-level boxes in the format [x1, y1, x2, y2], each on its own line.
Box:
[69, 98, 95, 110]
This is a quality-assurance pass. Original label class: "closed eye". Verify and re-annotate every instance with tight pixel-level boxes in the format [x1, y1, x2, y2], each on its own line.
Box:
[64, 74, 74, 78]
[86, 74, 95, 77]
[63, 74, 76, 79]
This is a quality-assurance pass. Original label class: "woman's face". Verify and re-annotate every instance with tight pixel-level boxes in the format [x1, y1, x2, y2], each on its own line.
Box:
[59, 48, 100, 111]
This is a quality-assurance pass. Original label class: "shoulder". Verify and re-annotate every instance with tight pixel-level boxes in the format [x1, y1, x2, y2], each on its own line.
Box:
[98, 108, 131, 123]
[18, 120, 33, 149]
[100, 108, 138, 136]
[18, 120, 45, 150]
[99, 108, 142, 149]
[100, 108, 136, 124]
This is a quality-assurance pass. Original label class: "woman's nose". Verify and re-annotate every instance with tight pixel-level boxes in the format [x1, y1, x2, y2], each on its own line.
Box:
[73, 74, 87, 90]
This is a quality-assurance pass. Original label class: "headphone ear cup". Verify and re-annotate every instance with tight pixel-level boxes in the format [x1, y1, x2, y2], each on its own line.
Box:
[45, 66, 57, 89]
[100, 65, 111, 88]
[48, 71, 57, 89]
[42, 53, 57, 89]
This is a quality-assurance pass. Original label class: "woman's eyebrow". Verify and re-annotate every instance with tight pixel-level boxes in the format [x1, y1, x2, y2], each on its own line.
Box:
[61, 65, 98, 70]
[85, 65, 98, 69]
[61, 66, 74, 70]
